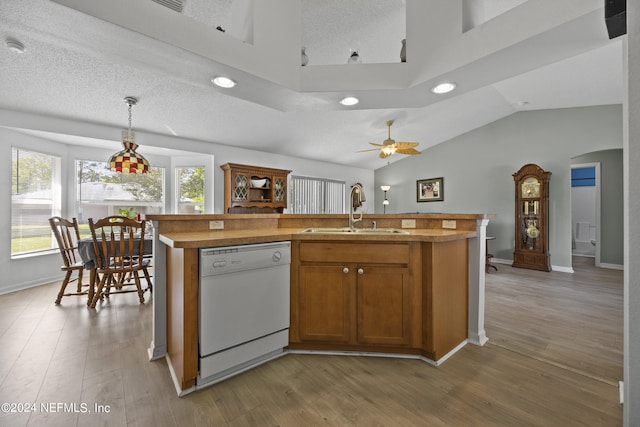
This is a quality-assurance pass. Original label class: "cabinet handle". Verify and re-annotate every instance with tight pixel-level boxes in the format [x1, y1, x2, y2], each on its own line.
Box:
[343, 267, 349, 274]
[357, 268, 364, 275]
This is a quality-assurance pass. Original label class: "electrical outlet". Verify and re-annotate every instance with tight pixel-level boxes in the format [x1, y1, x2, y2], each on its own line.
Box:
[442, 220, 457, 229]
[209, 220, 224, 230]
[401, 219, 416, 229]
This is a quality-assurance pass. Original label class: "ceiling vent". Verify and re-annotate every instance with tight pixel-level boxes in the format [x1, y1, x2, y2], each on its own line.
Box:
[151, 0, 184, 13]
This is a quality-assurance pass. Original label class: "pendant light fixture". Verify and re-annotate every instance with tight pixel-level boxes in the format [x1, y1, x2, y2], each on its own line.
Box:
[109, 97, 150, 174]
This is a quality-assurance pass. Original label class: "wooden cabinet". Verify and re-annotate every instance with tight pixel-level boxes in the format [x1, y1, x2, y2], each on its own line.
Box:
[356, 265, 411, 346]
[512, 163, 551, 271]
[298, 265, 352, 343]
[221, 163, 291, 213]
[292, 241, 415, 349]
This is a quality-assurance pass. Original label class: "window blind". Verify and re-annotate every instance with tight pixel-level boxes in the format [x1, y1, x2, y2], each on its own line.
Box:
[290, 176, 345, 214]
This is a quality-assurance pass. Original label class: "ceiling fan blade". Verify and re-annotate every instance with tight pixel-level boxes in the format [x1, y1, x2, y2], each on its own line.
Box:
[395, 147, 421, 155]
[368, 142, 385, 147]
[356, 148, 383, 153]
[379, 150, 392, 159]
[394, 142, 419, 149]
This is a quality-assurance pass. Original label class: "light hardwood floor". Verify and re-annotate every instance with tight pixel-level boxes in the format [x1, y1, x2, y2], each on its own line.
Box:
[0, 257, 623, 426]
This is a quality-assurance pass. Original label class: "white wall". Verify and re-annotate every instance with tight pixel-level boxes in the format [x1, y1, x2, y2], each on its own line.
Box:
[0, 112, 374, 294]
[374, 105, 623, 271]
[624, 1, 640, 422]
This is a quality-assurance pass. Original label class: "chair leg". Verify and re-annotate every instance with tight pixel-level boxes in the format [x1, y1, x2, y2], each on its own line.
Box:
[55, 271, 73, 304]
[87, 270, 96, 306]
[143, 267, 152, 293]
[76, 268, 84, 292]
[134, 272, 145, 304]
[90, 273, 110, 308]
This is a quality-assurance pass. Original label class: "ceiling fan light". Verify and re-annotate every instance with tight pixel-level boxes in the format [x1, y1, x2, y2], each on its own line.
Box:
[431, 82, 456, 94]
[380, 185, 391, 191]
[340, 96, 359, 106]
[382, 146, 396, 155]
[212, 76, 237, 88]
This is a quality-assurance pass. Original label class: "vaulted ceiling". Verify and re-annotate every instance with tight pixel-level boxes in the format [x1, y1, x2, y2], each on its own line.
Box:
[0, 0, 622, 170]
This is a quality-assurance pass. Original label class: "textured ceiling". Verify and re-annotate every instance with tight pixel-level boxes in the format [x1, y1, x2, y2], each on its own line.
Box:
[0, 0, 623, 170]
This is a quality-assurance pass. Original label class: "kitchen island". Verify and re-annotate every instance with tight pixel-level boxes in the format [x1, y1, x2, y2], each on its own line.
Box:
[146, 213, 493, 395]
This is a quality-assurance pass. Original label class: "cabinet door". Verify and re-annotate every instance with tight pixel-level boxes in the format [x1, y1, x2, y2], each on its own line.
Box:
[273, 175, 287, 204]
[298, 265, 353, 343]
[232, 173, 249, 202]
[357, 266, 411, 346]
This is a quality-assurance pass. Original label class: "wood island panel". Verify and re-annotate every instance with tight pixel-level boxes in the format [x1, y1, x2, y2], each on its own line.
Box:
[166, 246, 199, 391]
[422, 239, 469, 361]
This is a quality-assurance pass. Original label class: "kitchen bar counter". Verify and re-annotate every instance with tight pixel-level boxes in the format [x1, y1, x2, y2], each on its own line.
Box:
[145, 213, 493, 395]
[158, 227, 477, 249]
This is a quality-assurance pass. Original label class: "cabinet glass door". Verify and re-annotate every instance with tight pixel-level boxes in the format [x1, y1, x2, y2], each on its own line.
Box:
[274, 178, 286, 202]
[234, 175, 248, 200]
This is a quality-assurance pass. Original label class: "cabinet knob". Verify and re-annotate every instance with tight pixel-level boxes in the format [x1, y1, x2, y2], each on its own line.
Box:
[343, 267, 349, 274]
[357, 268, 364, 275]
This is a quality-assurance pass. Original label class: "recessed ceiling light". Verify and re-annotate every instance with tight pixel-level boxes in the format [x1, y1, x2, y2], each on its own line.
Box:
[431, 82, 456, 94]
[211, 76, 237, 88]
[340, 96, 359, 106]
[6, 38, 25, 54]
[517, 101, 530, 107]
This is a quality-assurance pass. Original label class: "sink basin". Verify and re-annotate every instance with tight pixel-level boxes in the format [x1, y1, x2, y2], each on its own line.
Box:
[354, 228, 410, 234]
[300, 227, 409, 235]
[300, 227, 352, 233]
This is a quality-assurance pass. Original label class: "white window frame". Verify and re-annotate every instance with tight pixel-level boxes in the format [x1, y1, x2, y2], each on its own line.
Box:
[11, 147, 61, 257]
[175, 166, 206, 214]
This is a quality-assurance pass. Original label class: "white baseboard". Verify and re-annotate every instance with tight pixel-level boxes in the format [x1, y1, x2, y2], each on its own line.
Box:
[490, 258, 575, 273]
[620, 381, 624, 404]
[494, 257, 623, 272]
[552, 265, 575, 273]
[0, 275, 63, 296]
[598, 262, 624, 270]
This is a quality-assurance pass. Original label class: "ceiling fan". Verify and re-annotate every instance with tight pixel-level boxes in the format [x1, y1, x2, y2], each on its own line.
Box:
[358, 120, 421, 159]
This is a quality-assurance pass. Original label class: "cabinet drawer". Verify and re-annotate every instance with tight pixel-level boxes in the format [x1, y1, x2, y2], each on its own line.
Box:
[299, 242, 409, 264]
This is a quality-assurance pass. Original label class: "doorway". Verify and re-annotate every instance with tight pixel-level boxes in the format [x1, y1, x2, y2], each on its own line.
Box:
[571, 163, 600, 261]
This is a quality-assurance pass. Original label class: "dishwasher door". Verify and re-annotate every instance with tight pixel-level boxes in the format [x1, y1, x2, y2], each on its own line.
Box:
[199, 264, 290, 356]
[199, 242, 290, 358]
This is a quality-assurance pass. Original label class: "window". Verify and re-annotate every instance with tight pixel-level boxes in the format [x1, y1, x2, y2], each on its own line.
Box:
[76, 160, 164, 232]
[571, 166, 596, 187]
[11, 147, 61, 256]
[290, 175, 345, 214]
[176, 166, 205, 214]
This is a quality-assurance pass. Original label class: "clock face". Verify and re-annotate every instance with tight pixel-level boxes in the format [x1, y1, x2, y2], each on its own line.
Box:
[522, 177, 540, 198]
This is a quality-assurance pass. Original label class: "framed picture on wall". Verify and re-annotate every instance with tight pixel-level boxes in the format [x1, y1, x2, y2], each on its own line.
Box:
[417, 177, 444, 202]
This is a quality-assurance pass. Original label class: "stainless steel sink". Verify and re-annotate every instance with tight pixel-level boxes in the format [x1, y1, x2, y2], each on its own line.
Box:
[300, 227, 409, 235]
[354, 228, 410, 234]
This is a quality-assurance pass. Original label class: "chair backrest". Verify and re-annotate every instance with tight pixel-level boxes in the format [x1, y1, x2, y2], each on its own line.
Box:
[88, 215, 147, 272]
[49, 216, 81, 268]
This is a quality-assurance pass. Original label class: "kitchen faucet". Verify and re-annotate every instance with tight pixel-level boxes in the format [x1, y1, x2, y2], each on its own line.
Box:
[349, 183, 366, 231]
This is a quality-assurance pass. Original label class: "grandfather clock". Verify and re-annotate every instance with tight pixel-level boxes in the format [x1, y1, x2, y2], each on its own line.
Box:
[512, 163, 551, 271]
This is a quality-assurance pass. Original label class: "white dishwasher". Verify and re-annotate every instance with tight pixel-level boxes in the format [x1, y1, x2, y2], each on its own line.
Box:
[198, 241, 290, 385]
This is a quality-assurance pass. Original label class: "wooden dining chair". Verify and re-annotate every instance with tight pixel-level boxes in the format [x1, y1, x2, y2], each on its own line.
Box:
[49, 216, 92, 305]
[88, 215, 151, 308]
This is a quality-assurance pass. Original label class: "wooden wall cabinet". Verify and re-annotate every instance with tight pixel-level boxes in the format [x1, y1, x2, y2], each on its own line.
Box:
[221, 163, 291, 213]
[512, 163, 551, 271]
